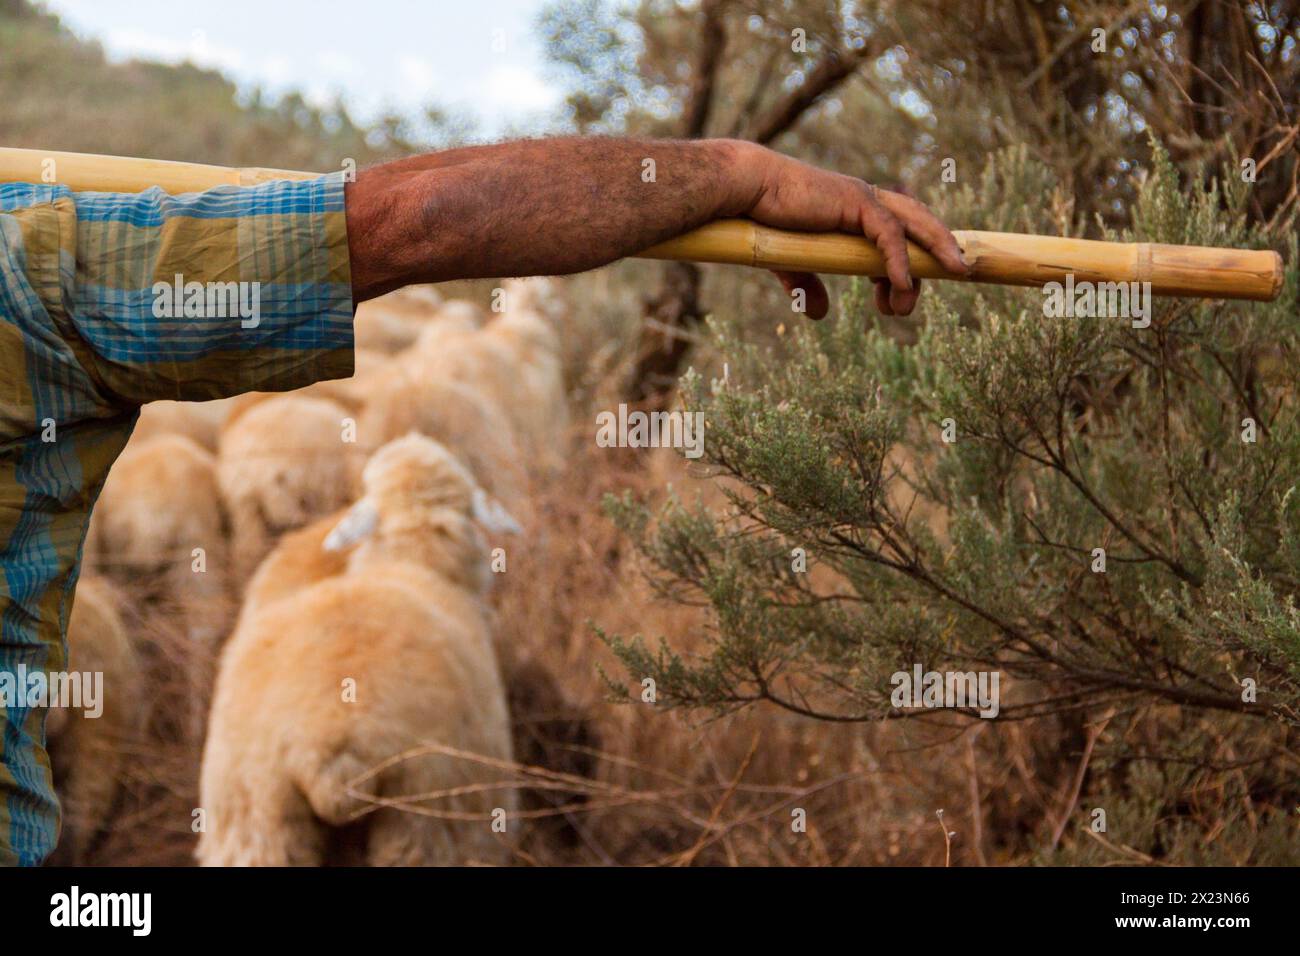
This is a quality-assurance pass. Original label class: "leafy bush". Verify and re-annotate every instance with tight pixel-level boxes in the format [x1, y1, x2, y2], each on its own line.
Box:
[600, 143, 1299, 861]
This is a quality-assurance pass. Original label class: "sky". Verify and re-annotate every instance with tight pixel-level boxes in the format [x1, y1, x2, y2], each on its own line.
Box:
[42, 0, 565, 135]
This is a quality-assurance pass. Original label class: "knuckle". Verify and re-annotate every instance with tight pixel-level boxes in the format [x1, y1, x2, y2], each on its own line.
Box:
[908, 195, 936, 216]
[855, 181, 883, 211]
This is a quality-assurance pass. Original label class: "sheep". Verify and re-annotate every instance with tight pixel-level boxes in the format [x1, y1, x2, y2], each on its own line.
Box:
[401, 323, 517, 413]
[353, 288, 479, 354]
[86, 433, 230, 644]
[235, 508, 350, 624]
[45, 574, 143, 864]
[235, 375, 531, 624]
[477, 285, 569, 468]
[401, 303, 567, 467]
[129, 397, 236, 453]
[237, 376, 532, 621]
[483, 304, 568, 457]
[216, 393, 362, 578]
[354, 300, 424, 354]
[367, 282, 447, 323]
[219, 348, 394, 431]
[430, 298, 487, 330]
[199, 434, 521, 866]
[357, 372, 528, 509]
[493, 279, 565, 368]
[304, 347, 397, 412]
[391, 282, 445, 313]
[500, 276, 567, 327]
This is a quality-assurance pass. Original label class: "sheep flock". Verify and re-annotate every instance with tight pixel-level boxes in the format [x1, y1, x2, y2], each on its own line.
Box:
[63, 278, 572, 866]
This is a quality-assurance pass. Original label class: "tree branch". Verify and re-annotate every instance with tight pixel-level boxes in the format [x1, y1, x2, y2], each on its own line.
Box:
[748, 42, 878, 145]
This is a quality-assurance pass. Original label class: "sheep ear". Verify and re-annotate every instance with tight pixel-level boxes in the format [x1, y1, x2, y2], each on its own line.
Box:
[471, 487, 521, 535]
[323, 499, 379, 551]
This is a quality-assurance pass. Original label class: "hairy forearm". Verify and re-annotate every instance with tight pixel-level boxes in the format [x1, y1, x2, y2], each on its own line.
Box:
[344, 137, 764, 301]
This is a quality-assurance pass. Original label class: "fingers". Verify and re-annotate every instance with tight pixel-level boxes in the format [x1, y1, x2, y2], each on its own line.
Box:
[872, 277, 922, 317]
[872, 278, 892, 316]
[856, 181, 968, 315]
[772, 271, 830, 319]
[857, 196, 914, 313]
[874, 188, 971, 277]
[893, 275, 922, 315]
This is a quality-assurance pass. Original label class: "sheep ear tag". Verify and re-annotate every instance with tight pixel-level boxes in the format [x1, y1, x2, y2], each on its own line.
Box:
[472, 488, 522, 535]
[323, 499, 380, 551]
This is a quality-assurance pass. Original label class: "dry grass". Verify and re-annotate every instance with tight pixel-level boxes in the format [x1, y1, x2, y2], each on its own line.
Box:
[85, 599, 221, 866]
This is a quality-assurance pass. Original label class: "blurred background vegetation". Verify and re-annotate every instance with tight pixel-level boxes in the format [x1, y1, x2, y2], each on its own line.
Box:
[4, 0, 1298, 864]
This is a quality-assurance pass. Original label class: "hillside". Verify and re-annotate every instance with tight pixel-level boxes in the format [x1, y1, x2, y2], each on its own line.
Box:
[0, 0, 404, 170]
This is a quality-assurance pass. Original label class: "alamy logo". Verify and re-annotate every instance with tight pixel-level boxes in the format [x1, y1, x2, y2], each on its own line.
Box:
[890, 665, 1000, 718]
[50, 886, 151, 936]
[152, 274, 261, 329]
[0, 665, 102, 717]
[1042, 273, 1152, 328]
[595, 404, 706, 459]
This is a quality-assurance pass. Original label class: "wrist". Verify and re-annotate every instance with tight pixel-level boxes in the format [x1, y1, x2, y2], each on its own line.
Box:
[704, 138, 771, 218]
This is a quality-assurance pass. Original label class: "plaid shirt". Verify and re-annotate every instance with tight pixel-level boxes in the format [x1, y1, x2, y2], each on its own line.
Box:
[0, 173, 354, 865]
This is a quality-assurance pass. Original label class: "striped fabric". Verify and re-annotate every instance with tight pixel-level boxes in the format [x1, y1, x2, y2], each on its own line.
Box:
[0, 172, 354, 865]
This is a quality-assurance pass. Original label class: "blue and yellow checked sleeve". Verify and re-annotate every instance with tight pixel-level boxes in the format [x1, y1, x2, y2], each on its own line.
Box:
[0, 172, 354, 865]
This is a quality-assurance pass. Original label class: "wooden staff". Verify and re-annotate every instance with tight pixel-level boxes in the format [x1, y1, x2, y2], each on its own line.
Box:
[0, 146, 1284, 302]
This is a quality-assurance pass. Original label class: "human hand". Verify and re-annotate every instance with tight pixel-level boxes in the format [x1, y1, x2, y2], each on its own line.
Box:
[728, 142, 970, 318]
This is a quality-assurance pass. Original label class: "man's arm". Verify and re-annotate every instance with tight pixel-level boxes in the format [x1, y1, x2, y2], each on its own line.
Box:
[343, 137, 969, 318]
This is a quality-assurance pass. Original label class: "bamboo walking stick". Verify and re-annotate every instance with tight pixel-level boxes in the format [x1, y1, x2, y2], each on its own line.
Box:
[0, 147, 1284, 301]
